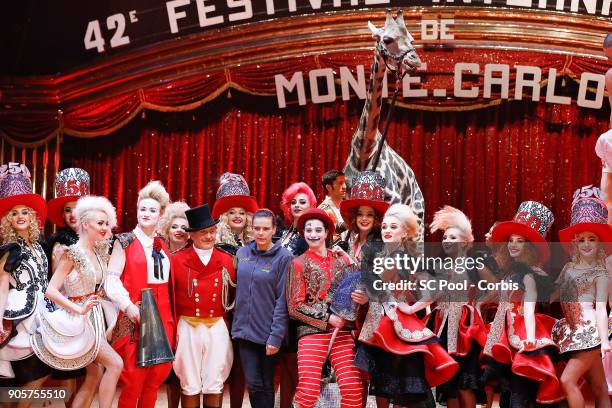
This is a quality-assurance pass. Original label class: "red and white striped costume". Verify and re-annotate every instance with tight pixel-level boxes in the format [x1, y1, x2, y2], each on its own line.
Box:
[286, 249, 362, 408]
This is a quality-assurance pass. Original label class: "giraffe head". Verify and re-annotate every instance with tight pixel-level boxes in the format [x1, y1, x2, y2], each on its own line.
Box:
[368, 9, 421, 72]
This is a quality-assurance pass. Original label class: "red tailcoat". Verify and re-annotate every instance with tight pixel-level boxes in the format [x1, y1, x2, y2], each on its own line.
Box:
[172, 247, 236, 320]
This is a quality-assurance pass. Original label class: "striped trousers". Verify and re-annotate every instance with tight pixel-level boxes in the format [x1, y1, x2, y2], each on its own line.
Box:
[294, 330, 362, 408]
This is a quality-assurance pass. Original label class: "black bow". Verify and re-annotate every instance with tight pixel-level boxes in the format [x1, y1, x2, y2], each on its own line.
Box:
[0, 242, 25, 273]
[152, 247, 165, 280]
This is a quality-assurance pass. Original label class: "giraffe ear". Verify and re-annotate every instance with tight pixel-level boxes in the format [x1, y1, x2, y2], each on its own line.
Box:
[368, 21, 380, 40]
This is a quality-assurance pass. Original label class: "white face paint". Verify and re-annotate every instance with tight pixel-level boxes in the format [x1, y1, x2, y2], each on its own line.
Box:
[137, 198, 161, 230]
[381, 215, 408, 243]
[304, 219, 328, 251]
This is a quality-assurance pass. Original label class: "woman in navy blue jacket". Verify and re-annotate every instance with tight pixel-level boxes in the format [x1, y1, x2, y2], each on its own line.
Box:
[232, 208, 293, 408]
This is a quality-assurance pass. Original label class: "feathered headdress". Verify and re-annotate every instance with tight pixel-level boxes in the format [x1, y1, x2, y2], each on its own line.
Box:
[430, 206, 474, 243]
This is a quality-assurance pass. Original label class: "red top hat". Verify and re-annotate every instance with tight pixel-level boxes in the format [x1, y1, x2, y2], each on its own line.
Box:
[490, 201, 554, 263]
[212, 173, 258, 219]
[297, 208, 336, 237]
[340, 171, 390, 222]
[47, 168, 90, 226]
[559, 196, 612, 253]
[0, 162, 46, 225]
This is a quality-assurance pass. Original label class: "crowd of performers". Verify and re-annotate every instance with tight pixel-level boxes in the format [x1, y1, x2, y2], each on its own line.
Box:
[1, 159, 612, 408]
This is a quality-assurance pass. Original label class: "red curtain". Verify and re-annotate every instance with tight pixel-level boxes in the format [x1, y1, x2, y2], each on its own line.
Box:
[2, 49, 609, 146]
[65, 93, 607, 242]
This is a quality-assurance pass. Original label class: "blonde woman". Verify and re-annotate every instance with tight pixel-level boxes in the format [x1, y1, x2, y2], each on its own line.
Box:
[31, 196, 123, 408]
[106, 180, 175, 408]
[211, 173, 258, 408]
[212, 173, 257, 256]
[554, 197, 612, 408]
[0, 163, 52, 407]
[159, 201, 190, 253]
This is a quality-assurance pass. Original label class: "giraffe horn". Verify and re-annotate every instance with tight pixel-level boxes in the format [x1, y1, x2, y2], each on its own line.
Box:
[385, 8, 393, 28]
[396, 9, 406, 29]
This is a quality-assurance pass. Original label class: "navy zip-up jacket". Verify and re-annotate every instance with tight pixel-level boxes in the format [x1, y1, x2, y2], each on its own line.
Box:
[231, 240, 293, 348]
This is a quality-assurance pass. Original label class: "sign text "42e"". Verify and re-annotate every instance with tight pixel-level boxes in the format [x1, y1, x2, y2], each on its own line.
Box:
[84, 11, 138, 53]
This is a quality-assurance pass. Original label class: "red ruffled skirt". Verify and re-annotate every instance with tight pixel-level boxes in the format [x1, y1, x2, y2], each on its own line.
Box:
[371, 307, 459, 387]
[485, 309, 563, 404]
[425, 304, 487, 356]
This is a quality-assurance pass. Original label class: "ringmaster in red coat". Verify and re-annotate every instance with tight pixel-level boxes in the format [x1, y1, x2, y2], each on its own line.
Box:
[172, 203, 236, 408]
[106, 181, 176, 408]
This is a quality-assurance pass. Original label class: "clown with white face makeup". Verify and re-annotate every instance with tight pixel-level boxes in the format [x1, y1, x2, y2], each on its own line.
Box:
[553, 194, 612, 408]
[106, 180, 176, 408]
[483, 201, 563, 407]
[286, 208, 363, 408]
[277, 182, 317, 408]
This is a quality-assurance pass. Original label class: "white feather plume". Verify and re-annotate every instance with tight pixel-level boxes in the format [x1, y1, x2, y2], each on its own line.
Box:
[430, 206, 474, 242]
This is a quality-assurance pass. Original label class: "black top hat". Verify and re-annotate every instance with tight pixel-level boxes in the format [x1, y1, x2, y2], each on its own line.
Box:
[184, 204, 219, 232]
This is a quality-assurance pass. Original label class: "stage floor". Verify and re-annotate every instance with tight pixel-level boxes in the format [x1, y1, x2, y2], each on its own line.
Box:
[85, 387, 502, 408]
[37, 387, 513, 407]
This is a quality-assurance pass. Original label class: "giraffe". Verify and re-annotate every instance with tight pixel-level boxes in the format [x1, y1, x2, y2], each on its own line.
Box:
[343, 8, 426, 242]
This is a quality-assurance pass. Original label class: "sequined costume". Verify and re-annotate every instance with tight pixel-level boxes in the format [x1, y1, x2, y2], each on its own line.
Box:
[30, 244, 115, 370]
[355, 244, 458, 407]
[47, 227, 79, 274]
[0, 239, 53, 382]
[214, 234, 243, 256]
[482, 263, 562, 405]
[346, 231, 382, 264]
[552, 263, 611, 354]
[425, 259, 487, 401]
[280, 225, 308, 257]
[286, 249, 363, 408]
[279, 224, 308, 357]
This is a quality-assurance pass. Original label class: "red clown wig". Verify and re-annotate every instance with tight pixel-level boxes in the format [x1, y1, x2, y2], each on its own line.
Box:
[280, 182, 317, 224]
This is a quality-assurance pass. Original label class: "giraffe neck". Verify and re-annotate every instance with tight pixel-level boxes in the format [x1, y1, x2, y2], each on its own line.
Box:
[355, 49, 386, 170]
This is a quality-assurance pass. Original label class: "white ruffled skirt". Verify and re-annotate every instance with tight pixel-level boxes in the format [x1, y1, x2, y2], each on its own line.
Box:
[30, 298, 117, 371]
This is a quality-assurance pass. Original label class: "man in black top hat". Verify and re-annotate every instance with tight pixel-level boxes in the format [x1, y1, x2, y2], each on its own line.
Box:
[172, 204, 236, 408]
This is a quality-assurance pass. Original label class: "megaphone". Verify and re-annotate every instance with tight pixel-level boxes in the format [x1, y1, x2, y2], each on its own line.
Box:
[136, 288, 174, 367]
